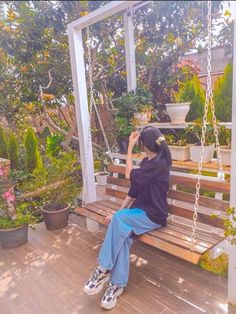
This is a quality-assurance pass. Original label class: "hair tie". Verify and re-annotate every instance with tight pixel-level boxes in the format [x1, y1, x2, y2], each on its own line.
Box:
[156, 135, 165, 145]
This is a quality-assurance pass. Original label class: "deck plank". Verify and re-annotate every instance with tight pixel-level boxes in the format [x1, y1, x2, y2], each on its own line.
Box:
[0, 214, 228, 314]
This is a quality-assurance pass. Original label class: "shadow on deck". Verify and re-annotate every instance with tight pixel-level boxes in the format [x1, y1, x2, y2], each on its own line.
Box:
[0, 213, 234, 314]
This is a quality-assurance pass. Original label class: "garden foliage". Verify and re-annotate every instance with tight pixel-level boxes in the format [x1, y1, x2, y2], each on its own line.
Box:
[24, 129, 42, 173]
[0, 125, 8, 159]
[214, 63, 233, 122]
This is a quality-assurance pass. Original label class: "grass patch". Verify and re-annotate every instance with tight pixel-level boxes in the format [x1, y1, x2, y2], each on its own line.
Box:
[199, 252, 228, 277]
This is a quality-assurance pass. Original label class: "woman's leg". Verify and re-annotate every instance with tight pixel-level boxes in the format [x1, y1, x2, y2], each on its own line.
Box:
[99, 208, 161, 309]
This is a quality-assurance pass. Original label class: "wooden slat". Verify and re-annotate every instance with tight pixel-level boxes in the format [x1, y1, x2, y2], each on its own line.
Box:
[168, 189, 229, 212]
[169, 205, 225, 229]
[84, 202, 224, 249]
[108, 164, 230, 193]
[75, 206, 201, 264]
[148, 229, 208, 253]
[105, 187, 127, 200]
[138, 233, 201, 264]
[150, 226, 212, 249]
[107, 176, 130, 188]
[167, 221, 223, 243]
[170, 174, 230, 194]
[108, 163, 126, 175]
[172, 160, 231, 174]
[97, 199, 224, 243]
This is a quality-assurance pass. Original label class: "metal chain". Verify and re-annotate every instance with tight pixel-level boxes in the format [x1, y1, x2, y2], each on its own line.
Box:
[190, 0, 214, 248]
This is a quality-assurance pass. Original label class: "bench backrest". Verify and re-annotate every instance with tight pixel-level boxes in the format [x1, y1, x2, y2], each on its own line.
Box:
[106, 164, 230, 230]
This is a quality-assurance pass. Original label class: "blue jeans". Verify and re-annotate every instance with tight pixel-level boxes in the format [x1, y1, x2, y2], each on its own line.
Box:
[97, 208, 162, 287]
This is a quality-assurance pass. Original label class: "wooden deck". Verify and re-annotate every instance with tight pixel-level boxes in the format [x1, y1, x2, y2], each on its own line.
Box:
[0, 213, 234, 314]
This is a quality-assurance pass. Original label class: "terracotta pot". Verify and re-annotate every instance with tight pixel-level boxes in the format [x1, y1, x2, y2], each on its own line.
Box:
[165, 102, 191, 124]
[41, 203, 70, 230]
[169, 145, 190, 161]
[0, 224, 28, 249]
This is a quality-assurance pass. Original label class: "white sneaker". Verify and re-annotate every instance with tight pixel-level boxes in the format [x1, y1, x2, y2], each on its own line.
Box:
[83, 267, 110, 295]
[101, 283, 124, 310]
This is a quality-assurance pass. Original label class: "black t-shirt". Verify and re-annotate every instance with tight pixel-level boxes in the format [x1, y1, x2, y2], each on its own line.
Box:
[128, 156, 170, 226]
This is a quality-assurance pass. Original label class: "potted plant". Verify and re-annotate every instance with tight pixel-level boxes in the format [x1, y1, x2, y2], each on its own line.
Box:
[134, 104, 154, 124]
[165, 131, 190, 161]
[218, 126, 231, 166]
[115, 117, 133, 154]
[114, 88, 154, 153]
[165, 85, 191, 124]
[95, 171, 110, 185]
[41, 202, 70, 230]
[186, 120, 215, 163]
[0, 161, 35, 249]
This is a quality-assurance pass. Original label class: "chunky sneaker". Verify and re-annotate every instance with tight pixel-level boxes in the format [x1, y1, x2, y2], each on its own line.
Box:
[101, 283, 124, 310]
[83, 267, 110, 295]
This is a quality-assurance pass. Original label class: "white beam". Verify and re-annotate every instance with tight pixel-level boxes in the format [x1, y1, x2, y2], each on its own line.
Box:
[68, 1, 141, 31]
[124, 9, 137, 92]
[228, 5, 236, 306]
[68, 28, 98, 232]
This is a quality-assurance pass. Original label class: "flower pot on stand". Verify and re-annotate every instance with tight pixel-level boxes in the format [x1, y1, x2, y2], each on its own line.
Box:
[95, 172, 109, 185]
[190, 145, 215, 163]
[165, 102, 190, 124]
[41, 203, 70, 230]
[169, 145, 190, 161]
[0, 224, 28, 249]
[219, 148, 231, 166]
[134, 112, 149, 124]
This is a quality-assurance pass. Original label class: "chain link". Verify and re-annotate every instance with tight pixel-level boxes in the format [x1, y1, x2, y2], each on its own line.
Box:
[190, 0, 224, 248]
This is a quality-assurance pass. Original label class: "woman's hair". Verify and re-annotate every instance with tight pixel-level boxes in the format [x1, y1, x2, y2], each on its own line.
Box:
[139, 126, 172, 166]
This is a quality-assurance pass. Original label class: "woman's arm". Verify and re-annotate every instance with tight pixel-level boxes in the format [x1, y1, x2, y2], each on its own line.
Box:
[119, 195, 135, 210]
[125, 132, 140, 180]
[104, 195, 135, 224]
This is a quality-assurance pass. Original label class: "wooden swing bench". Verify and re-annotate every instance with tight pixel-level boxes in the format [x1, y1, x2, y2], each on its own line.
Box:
[76, 164, 230, 264]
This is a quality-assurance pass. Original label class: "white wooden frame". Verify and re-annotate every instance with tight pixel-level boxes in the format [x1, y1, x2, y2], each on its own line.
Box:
[68, 0, 236, 306]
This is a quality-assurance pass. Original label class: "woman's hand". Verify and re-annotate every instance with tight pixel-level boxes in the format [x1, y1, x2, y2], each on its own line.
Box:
[128, 132, 140, 149]
[104, 214, 113, 224]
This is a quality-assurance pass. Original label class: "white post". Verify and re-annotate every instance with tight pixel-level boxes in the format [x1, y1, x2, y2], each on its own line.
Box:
[124, 9, 137, 92]
[68, 28, 99, 232]
[229, 7, 236, 307]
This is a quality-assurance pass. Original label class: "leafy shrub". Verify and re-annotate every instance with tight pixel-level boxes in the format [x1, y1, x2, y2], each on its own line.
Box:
[46, 134, 64, 157]
[0, 125, 8, 159]
[24, 129, 42, 173]
[214, 63, 232, 122]
[114, 88, 153, 139]
[0, 207, 36, 229]
[8, 133, 19, 169]
[174, 75, 205, 121]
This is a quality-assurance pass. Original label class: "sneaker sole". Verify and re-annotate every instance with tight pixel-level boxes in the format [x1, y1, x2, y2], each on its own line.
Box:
[101, 288, 124, 310]
[83, 275, 110, 295]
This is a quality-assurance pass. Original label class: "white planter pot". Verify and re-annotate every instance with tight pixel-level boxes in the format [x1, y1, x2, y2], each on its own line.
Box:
[169, 145, 190, 161]
[95, 172, 109, 185]
[219, 148, 231, 166]
[190, 145, 215, 163]
[165, 102, 191, 124]
[134, 112, 149, 124]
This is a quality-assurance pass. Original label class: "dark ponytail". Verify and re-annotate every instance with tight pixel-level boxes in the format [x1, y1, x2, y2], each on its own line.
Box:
[156, 141, 172, 167]
[140, 126, 172, 167]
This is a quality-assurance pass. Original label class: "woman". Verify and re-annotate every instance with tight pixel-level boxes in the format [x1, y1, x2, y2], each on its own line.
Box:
[83, 126, 172, 310]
